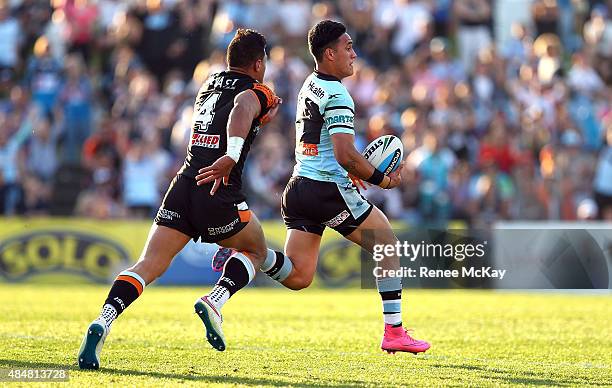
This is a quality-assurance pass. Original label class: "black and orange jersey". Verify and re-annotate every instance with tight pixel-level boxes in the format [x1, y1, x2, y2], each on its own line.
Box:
[178, 70, 277, 191]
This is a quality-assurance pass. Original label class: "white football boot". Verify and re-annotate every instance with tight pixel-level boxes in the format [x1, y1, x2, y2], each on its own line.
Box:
[194, 297, 226, 351]
[77, 319, 109, 369]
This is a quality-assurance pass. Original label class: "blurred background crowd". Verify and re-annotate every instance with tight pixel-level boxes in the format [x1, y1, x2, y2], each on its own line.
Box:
[0, 0, 610, 228]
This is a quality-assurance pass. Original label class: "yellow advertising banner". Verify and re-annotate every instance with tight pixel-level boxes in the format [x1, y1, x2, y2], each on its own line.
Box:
[0, 218, 150, 283]
[0, 218, 366, 286]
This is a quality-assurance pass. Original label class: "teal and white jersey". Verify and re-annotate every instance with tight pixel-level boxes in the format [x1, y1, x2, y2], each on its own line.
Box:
[292, 71, 355, 185]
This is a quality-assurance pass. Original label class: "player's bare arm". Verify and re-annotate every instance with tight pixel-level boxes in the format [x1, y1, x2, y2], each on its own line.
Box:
[331, 133, 403, 190]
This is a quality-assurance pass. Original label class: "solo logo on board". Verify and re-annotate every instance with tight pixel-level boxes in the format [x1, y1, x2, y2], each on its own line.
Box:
[0, 231, 130, 282]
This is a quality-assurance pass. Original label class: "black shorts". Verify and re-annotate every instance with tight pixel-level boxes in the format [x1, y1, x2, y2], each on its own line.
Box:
[281, 176, 373, 236]
[154, 174, 251, 243]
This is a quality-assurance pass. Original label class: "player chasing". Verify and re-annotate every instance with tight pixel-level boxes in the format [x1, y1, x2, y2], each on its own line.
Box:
[199, 20, 430, 355]
[77, 29, 295, 369]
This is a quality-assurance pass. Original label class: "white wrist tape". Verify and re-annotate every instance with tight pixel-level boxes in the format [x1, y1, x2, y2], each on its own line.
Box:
[226, 136, 245, 163]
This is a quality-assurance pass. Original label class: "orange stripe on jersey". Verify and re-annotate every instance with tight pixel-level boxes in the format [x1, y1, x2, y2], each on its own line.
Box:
[117, 275, 144, 295]
[238, 210, 251, 223]
[252, 83, 277, 109]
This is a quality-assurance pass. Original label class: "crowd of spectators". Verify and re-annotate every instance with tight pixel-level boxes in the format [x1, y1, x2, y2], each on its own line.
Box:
[0, 0, 610, 228]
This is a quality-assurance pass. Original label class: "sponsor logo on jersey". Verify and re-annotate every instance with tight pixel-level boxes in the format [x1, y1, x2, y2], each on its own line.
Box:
[298, 142, 319, 156]
[308, 81, 325, 99]
[323, 210, 350, 228]
[208, 218, 240, 236]
[191, 133, 220, 148]
[325, 115, 354, 126]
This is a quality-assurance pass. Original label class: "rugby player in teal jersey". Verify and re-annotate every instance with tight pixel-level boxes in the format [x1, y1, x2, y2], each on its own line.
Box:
[200, 20, 430, 355]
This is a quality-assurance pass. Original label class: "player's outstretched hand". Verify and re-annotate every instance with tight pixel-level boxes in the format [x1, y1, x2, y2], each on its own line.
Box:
[385, 160, 406, 189]
[196, 155, 236, 195]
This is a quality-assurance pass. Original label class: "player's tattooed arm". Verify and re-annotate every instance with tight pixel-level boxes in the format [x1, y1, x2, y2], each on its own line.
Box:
[331, 133, 375, 179]
[344, 159, 368, 190]
[345, 160, 358, 174]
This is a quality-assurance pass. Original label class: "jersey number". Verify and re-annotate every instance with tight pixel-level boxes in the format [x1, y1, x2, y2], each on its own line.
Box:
[193, 92, 220, 133]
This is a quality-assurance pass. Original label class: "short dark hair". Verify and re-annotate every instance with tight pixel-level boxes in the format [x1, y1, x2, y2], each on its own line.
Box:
[308, 20, 346, 62]
[227, 29, 267, 68]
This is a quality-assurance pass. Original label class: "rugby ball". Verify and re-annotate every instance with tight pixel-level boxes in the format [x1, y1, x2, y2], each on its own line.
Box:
[362, 135, 403, 174]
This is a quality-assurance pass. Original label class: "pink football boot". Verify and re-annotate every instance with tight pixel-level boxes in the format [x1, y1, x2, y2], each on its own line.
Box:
[381, 324, 430, 355]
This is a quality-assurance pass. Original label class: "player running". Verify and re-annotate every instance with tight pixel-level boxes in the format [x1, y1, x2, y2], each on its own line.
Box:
[200, 21, 430, 355]
[78, 29, 286, 369]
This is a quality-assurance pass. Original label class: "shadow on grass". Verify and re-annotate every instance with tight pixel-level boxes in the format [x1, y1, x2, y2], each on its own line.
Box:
[4, 357, 608, 386]
[0, 358, 363, 387]
[426, 361, 608, 386]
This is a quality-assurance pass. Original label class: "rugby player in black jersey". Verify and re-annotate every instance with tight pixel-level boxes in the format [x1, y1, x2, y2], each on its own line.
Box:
[77, 29, 284, 369]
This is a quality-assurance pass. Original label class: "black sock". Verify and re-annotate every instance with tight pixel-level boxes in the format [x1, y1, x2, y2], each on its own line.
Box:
[218, 255, 251, 295]
[206, 253, 255, 310]
[103, 270, 146, 316]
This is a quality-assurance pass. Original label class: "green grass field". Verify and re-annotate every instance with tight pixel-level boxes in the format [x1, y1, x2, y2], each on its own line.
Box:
[0, 284, 610, 387]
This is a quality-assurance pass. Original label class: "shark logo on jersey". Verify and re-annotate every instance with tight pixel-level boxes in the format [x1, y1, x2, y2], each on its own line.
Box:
[303, 98, 320, 120]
